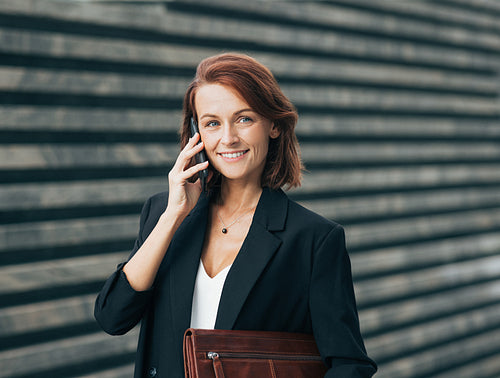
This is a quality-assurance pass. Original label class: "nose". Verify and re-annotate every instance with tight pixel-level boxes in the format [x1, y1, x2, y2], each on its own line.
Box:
[220, 122, 239, 145]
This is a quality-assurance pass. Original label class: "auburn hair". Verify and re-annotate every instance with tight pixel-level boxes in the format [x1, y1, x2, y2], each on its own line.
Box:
[180, 53, 303, 190]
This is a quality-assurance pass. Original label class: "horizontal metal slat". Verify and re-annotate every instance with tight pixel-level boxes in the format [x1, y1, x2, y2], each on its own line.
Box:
[0, 330, 138, 378]
[0, 28, 214, 67]
[301, 141, 500, 164]
[0, 178, 164, 211]
[3, 180, 500, 219]
[296, 116, 500, 140]
[0, 3, 496, 71]
[1, 28, 496, 95]
[366, 303, 500, 362]
[283, 85, 498, 115]
[1, 66, 495, 102]
[432, 352, 500, 378]
[359, 280, 500, 334]
[0, 105, 181, 132]
[331, 0, 500, 32]
[74, 364, 134, 378]
[0, 294, 96, 337]
[351, 231, 500, 278]
[0, 67, 192, 97]
[355, 254, 500, 306]
[346, 206, 500, 249]
[378, 327, 500, 378]
[0, 253, 126, 294]
[198, 0, 500, 52]
[0, 144, 178, 169]
[299, 165, 500, 194]
[301, 187, 500, 224]
[3, 140, 500, 171]
[0, 215, 138, 251]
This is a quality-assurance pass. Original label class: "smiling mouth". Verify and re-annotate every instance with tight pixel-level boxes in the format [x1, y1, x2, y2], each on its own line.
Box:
[219, 150, 249, 159]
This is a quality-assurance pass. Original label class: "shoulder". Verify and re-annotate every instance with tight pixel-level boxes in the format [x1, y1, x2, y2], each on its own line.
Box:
[286, 194, 342, 232]
[277, 191, 344, 248]
[260, 187, 341, 232]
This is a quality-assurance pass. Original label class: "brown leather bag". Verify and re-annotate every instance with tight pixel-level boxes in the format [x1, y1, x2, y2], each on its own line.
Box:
[183, 328, 327, 378]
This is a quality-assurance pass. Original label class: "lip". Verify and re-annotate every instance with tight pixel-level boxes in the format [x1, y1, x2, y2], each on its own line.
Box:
[217, 149, 249, 162]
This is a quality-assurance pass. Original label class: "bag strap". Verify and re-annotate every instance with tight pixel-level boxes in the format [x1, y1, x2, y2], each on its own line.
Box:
[209, 352, 225, 378]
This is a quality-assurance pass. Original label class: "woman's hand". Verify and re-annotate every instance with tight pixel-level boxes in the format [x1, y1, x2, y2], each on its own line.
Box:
[121, 133, 210, 292]
[167, 132, 210, 218]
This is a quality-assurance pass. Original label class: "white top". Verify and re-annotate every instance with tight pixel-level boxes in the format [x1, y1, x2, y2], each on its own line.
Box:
[190, 260, 232, 329]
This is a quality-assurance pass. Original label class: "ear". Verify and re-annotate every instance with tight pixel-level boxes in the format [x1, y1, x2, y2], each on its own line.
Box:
[269, 122, 280, 139]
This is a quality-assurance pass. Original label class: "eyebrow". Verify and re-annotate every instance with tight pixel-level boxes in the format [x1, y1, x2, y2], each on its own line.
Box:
[199, 108, 254, 120]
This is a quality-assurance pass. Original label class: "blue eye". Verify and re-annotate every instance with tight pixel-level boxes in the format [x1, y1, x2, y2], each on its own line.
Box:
[206, 120, 219, 127]
[239, 116, 252, 123]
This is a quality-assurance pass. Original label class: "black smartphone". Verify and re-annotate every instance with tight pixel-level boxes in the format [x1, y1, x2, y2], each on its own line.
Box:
[190, 117, 209, 193]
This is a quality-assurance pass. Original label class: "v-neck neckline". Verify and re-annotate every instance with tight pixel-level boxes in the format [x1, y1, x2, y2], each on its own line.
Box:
[200, 260, 232, 280]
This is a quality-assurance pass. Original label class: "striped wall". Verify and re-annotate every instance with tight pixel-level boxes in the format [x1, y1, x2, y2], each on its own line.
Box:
[1, 0, 500, 377]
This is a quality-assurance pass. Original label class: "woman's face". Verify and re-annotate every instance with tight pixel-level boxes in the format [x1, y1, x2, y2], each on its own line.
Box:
[195, 83, 279, 186]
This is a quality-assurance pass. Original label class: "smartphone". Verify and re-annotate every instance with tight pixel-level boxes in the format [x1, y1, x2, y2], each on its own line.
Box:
[190, 117, 209, 193]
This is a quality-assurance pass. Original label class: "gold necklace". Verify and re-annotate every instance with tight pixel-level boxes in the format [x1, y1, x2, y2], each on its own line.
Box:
[216, 206, 255, 234]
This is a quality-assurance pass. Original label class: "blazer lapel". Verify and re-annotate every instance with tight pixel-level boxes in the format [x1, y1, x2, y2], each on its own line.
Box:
[169, 193, 210, 335]
[215, 188, 288, 330]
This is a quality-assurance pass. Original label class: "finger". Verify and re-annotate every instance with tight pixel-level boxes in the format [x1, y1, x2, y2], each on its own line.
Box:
[183, 139, 205, 161]
[172, 136, 204, 172]
[175, 142, 205, 175]
[180, 160, 209, 181]
[187, 132, 200, 146]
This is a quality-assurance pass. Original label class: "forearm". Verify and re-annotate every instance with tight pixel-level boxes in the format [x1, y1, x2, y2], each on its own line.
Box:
[123, 207, 186, 291]
[122, 133, 209, 291]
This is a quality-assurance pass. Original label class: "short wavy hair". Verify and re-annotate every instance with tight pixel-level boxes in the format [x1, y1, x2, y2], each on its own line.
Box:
[180, 53, 303, 190]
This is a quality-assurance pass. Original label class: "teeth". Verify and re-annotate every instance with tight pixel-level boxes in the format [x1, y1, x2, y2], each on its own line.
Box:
[221, 151, 246, 158]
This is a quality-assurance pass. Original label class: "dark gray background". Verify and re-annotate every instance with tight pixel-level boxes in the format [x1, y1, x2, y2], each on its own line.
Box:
[1, 0, 500, 377]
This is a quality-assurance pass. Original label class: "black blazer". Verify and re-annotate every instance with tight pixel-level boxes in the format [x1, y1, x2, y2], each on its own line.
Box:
[95, 188, 376, 377]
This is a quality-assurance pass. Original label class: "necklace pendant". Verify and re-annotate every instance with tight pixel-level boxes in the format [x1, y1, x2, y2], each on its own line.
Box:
[222, 228, 228, 234]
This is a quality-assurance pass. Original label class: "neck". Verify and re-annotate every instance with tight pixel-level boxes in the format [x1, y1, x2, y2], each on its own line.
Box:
[218, 178, 263, 213]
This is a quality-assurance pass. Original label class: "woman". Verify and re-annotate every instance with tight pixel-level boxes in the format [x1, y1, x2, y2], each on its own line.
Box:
[95, 53, 376, 378]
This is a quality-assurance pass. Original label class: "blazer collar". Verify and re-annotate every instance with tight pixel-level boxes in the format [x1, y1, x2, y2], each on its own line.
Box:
[251, 187, 288, 232]
[215, 187, 288, 329]
[169, 188, 289, 333]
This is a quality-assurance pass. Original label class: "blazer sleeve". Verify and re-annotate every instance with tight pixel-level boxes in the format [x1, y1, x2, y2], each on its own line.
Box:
[94, 196, 155, 335]
[309, 225, 377, 377]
